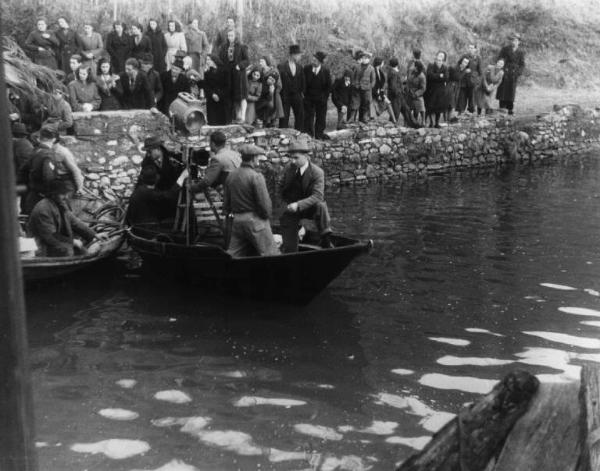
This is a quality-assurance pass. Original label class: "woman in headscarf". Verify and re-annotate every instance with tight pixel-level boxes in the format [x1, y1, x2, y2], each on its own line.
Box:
[218, 29, 249, 123]
[200, 54, 231, 125]
[164, 20, 187, 71]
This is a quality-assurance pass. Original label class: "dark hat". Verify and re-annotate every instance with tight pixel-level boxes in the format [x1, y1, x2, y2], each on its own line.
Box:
[142, 135, 164, 150]
[389, 57, 399, 68]
[289, 44, 301, 55]
[509, 32, 522, 40]
[140, 52, 154, 64]
[47, 179, 71, 196]
[314, 51, 327, 63]
[288, 140, 311, 153]
[172, 58, 185, 70]
[239, 144, 266, 157]
[373, 57, 383, 67]
[11, 122, 28, 137]
[39, 121, 59, 140]
[354, 50, 364, 60]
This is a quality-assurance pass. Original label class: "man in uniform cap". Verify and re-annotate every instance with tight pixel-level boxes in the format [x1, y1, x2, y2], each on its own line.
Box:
[27, 179, 106, 257]
[279, 140, 333, 252]
[223, 144, 278, 257]
[303, 51, 332, 140]
[278, 44, 305, 130]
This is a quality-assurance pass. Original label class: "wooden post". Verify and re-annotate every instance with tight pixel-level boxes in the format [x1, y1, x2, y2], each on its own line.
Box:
[0, 12, 38, 471]
[397, 370, 539, 471]
[578, 365, 600, 471]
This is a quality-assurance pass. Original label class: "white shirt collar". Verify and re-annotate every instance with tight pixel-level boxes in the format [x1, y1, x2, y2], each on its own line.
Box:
[299, 161, 309, 176]
[313, 65, 321, 75]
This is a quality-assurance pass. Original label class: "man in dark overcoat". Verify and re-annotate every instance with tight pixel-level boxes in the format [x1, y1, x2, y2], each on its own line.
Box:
[158, 57, 190, 115]
[303, 51, 332, 139]
[278, 45, 305, 130]
[279, 140, 333, 253]
[218, 30, 249, 123]
[120, 58, 155, 109]
[496, 33, 525, 115]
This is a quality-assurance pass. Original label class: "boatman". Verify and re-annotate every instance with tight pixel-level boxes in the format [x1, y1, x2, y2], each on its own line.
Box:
[190, 131, 241, 193]
[27, 179, 107, 257]
[223, 144, 279, 257]
[279, 140, 333, 252]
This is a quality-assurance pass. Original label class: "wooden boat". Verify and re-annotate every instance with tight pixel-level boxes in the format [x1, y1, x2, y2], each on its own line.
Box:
[127, 223, 373, 304]
[21, 195, 126, 282]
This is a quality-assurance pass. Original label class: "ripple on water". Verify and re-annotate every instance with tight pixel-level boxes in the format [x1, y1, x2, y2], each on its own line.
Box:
[581, 321, 600, 327]
[233, 396, 307, 408]
[70, 439, 150, 459]
[559, 307, 600, 317]
[130, 459, 199, 471]
[385, 436, 431, 450]
[391, 368, 415, 376]
[464, 328, 504, 337]
[419, 374, 497, 394]
[540, 283, 577, 291]
[373, 393, 455, 433]
[115, 379, 137, 389]
[523, 331, 600, 349]
[428, 337, 471, 347]
[293, 424, 343, 441]
[98, 408, 139, 421]
[154, 390, 192, 404]
[436, 356, 513, 366]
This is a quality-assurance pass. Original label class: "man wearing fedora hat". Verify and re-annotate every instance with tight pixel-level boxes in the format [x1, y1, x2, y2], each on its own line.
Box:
[304, 51, 332, 140]
[496, 33, 525, 115]
[280, 140, 333, 252]
[27, 179, 106, 257]
[223, 144, 278, 257]
[158, 56, 191, 115]
[278, 45, 305, 130]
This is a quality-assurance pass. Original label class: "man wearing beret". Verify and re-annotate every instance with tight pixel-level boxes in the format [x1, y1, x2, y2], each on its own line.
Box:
[303, 51, 332, 140]
[279, 140, 333, 252]
[278, 44, 305, 131]
[223, 144, 278, 257]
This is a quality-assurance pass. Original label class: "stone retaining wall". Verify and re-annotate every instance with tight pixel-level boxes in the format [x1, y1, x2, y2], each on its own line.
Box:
[66, 105, 600, 197]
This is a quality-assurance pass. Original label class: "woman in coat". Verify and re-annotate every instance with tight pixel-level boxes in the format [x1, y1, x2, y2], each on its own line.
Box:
[68, 66, 101, 112]
[164, 21, 187, 71]
[105, 22, 131, 74]
[258, 56, 284, 123]
[476, 59, 505, 114]
[496, 33, 525, 115]
[245, 67, 263, 125]
[130, 23, 152, 61]
[200, 54, 231, 125]
[55, 17, 83, 76]
[146, 20, 168, 74]
[80, 23, 105, 78]
[219, 30, 249, 123]
[406, 60, 426, 126]
[24, 18, 59, 70]
[96, 58, 123, 110]
[425, 51, 449, 128]
[185, 18, 209, 78]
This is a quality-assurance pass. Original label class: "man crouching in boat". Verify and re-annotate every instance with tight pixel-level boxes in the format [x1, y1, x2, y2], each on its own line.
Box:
[27, 180, 107, 257]
[223, 144, 279, 257]
[279, 140, 333, 252]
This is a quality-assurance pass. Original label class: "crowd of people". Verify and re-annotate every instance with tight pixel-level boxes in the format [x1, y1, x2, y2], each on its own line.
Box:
[17, 15, 525, 137]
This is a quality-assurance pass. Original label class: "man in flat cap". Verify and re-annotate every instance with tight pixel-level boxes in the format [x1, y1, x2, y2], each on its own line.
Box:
[278, 44, 305, 130]
[279, 140, 333, 252]
[223, 144, 278, 257]
[497, 33, 525, 115]
[304, 51, 332, 140]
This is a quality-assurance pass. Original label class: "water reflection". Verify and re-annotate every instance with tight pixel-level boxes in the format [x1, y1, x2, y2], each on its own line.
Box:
[29, 155, 600, 470]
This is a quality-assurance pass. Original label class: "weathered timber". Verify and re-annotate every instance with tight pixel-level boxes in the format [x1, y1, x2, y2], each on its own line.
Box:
[397, 370, 539, 471]
[577, 365, 600, 471]
[493, 381, 581, 471]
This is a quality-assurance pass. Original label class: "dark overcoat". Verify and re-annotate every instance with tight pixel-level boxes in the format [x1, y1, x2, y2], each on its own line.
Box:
[146, 28, 167, 73]
[425, 63, 449, 113]
[496, 45, 525, 103]
[119, 70, 154, 109]
[219, 40, 249, 102]
[55, 28, 83, 75]
[106, 30, 131, 73]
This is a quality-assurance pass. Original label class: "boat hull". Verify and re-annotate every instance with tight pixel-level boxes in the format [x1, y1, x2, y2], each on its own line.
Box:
[128, 226, 372, 304]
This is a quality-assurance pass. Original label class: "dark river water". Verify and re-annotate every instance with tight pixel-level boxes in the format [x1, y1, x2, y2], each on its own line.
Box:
[27, 155, 600, 471]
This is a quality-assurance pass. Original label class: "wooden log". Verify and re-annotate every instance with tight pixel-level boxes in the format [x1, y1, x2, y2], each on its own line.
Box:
[577, 365, 600, 471]
[493, 381, 581, 471]
[397, 370, 539, 471]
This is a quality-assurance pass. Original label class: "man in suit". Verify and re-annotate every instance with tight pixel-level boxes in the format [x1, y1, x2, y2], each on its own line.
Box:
[497, 33, 525, 115]
[158, 57, 190, 115]
[279, 140, 333, 253]
[303, 51, 331, 140]
[120, 58, 155, 109]
[278, 44, 305, 130]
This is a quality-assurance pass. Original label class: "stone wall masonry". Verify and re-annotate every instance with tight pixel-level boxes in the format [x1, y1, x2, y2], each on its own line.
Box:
[67, 105, 600, 198]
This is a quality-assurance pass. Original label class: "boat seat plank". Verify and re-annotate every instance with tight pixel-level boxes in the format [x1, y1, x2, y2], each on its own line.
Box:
[493, 381, 581, 471]
[579, 365, 600, 471]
